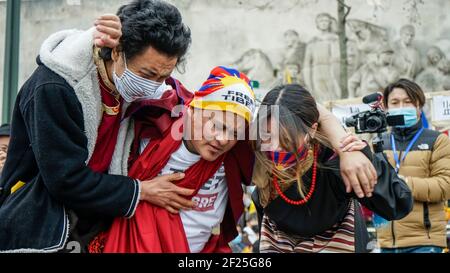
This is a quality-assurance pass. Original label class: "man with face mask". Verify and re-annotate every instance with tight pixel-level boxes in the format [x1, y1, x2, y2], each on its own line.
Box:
[377, 79, 450, 253]
[0, 0, 194, 252]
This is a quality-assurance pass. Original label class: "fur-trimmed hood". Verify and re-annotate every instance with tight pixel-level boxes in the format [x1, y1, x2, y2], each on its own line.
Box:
[39, 28, 109, 163]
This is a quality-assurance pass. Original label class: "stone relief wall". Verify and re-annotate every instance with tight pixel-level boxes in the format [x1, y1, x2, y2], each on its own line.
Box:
[172, 0, 450, 101]
[1, 0, 450, 104]
[172, 0, 450, 102]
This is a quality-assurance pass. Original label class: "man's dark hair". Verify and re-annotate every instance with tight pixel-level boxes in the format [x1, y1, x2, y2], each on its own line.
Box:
[383, 79, 426, 109]
[100, 0, 191, 66]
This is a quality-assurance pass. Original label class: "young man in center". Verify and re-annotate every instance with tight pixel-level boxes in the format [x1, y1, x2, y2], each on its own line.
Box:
[90, 65, 376, 253]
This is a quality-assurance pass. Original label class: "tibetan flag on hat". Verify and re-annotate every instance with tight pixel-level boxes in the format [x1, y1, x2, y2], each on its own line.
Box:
[190, 66, 256, 123]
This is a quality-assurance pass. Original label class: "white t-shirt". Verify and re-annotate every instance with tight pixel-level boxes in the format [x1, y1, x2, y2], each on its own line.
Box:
[140, 140, 229, 253]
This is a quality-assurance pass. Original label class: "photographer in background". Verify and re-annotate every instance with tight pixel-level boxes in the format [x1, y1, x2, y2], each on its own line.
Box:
[377, 79, 450, 253]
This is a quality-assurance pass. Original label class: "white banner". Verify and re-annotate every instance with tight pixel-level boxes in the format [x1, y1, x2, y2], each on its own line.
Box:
[432, 96, 450, 122]
[331, 104, 372, 126]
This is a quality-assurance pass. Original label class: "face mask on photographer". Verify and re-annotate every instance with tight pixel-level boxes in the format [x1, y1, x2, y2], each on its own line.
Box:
[388, 107, 419, 128]
[113, 53, 164, 103]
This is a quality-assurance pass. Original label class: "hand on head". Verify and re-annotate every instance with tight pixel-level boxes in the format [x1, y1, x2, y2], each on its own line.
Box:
[93, 14, 122, 48]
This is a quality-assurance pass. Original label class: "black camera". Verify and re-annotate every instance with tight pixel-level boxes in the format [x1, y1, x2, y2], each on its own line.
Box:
[345, 93, 405, 135]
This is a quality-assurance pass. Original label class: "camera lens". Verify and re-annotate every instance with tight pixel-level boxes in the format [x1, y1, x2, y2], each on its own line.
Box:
[366, 116, 383, 132]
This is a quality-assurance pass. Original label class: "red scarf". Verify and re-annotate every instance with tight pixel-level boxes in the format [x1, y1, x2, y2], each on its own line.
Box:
[95, 119, 228, 253]
[88, 74, 123, 173]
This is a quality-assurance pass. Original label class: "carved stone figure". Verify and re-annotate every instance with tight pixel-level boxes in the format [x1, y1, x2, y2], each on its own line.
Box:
[347, 19, 389, 64]
[303, 13, 341, 102]
[438, 59, 450, 91]
[279, 61, 303, 85]
[393, 25, 422, 80]
[416, 46, 446, 92]
[280, 29, 306, 73]
[347, 40, 362, 78]
[348, 44, 400, 98]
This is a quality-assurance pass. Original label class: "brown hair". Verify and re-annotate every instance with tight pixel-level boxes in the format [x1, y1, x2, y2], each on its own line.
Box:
[252, 84, 330, 207]
[383, 79, 426, 109]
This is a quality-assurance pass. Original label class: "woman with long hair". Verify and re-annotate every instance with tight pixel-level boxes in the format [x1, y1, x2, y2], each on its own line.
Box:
[252, 84, 413, 253]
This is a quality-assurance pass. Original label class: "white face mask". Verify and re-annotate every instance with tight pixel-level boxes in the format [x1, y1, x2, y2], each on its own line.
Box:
[113, 53, 164, 103]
